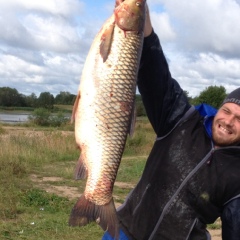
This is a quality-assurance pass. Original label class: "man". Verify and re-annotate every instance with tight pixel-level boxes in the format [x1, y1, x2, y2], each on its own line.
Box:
[103, 7, 240, 240]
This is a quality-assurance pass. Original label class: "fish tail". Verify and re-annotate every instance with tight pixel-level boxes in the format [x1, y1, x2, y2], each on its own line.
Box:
[69, 195, 119, 239]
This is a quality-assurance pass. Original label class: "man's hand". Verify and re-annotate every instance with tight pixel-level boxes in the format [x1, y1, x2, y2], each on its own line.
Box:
[144, 4, 153, 37]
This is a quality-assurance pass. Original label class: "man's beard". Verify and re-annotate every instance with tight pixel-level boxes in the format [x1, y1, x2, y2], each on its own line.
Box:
[212, 121, 240, 147]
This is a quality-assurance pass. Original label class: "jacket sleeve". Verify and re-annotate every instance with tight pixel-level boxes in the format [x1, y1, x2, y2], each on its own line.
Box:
[137, 30, 191, 137]
[222, 198, 240, 240]
[102, 229, 129, 240]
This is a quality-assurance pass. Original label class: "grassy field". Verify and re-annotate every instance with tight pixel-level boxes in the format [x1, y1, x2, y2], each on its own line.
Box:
[0, 117, 221, 240]
[0, 119, 155, 240]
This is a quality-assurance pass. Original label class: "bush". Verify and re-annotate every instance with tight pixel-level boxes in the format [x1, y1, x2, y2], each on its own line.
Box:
[191, 85, 227, 109]
[28, 108, 69, 127]
[49, 112, 69, 127]
[29, 108, 51, 126]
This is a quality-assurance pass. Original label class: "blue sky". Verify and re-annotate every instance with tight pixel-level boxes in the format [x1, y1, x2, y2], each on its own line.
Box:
[0, 0, 240, 98]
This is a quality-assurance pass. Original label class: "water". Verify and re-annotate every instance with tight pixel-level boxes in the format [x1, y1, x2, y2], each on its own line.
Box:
[0, 113, 71, 124]
[0, 113, 30, 124]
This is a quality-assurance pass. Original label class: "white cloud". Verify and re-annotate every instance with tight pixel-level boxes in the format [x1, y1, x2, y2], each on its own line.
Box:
[158, 0, 240, 56]
[0, 0, 84, 16]
[151, 12, 176, 43]
[21, 14, 81, 53]
[169, 52, 240, 97]
[0, 0, 84, 52]
[0, 0, 86, 96]
[146, 0, 240, 97]
[0, 0, 239, 98]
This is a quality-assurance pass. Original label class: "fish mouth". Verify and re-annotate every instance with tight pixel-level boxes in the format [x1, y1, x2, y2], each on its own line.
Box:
[114, 0, 146, 32]
[115, 0, 125, 7]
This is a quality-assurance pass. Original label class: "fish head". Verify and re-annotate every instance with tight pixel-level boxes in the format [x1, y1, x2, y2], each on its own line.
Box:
[114, 0, 146, 32]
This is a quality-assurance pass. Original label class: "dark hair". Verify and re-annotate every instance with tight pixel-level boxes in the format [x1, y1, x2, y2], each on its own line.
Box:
[222, 87, 240, 106]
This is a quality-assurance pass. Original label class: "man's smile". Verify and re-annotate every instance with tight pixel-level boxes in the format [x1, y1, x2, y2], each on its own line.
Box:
[218, 124, 233, 135]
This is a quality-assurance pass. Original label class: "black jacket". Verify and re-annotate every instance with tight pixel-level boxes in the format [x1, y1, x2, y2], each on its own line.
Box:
[117, 31, 240, 239]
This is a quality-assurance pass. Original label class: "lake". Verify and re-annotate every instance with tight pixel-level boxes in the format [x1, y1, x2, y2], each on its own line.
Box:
[0, 113, 30, 124]
[0, 112, 71, 124]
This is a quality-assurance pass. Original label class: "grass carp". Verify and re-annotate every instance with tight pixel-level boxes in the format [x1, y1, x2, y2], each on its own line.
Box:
[69, 0, 146, 238]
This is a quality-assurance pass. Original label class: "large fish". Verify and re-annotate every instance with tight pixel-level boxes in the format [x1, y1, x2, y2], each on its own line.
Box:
[69, 0, 146, 238]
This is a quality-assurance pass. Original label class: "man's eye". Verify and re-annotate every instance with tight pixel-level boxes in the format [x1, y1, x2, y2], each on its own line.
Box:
[223, 109, 230, 114]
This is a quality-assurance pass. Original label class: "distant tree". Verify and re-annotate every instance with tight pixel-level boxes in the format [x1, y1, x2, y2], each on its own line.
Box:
[29, 108, 51, 126]
[25, 93, 38, 108]
[0, 87, 26, 107]
[19, 93, 27, 107]
[38, 92, 54, 109]
[183, 90, 193, 102]
[191, 85, 227, 109]
[55, 91, 76, 105]
[29, 108, 69, 127]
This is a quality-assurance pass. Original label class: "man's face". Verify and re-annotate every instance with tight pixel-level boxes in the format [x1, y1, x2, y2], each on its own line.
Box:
[212, 103, 240, 147]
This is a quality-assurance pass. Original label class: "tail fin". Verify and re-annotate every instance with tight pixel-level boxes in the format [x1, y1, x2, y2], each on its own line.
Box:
[69, 195, 119, 239]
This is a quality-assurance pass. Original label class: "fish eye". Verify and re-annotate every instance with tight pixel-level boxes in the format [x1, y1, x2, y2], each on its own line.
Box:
[136, 2, 141, 7]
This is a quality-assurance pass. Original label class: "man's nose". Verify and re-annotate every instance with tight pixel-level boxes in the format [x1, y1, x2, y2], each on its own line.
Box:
[225, 115, 235, 126]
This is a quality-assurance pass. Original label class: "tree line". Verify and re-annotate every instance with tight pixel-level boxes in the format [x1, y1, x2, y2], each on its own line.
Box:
[0, 85, 228, 114]
[0, 87, 76, 110]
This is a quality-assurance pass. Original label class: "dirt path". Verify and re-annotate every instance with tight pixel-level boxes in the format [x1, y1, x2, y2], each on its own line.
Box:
[209, 229, 221, 240]
[30, 174, 222, 239]
[30, 174, 79, 200]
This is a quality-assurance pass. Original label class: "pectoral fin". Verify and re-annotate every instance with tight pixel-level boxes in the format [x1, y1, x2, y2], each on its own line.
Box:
[74, 155, 87, 180]
[71, 92, 81, 123]
[128, 102, 137, 137]
[100, 21, 115, 62]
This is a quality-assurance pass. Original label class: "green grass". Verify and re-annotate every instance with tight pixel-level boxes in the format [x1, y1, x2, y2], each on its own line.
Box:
[207, 218, 221, 229]
[0, 124, 5, 134]
[54, 104, 73, 112]
[117, 156, 146, 183]
[0, 119, 155, 239]
[0, 119, 221, 239]
[1, 212, 103, 240]
[0, 106, 35, 112]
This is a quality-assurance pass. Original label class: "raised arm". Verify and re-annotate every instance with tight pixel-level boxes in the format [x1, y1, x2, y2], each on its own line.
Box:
[138, 8, 191, 137]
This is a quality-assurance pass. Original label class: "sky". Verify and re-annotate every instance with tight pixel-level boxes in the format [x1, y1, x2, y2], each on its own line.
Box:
[0, 0, 239, 98]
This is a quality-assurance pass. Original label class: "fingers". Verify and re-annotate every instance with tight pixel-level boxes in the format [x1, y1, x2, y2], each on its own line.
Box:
[144, 4, 153, 37]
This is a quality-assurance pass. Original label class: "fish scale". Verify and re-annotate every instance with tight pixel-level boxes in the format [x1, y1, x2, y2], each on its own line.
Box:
[69, 0, 146, 238]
